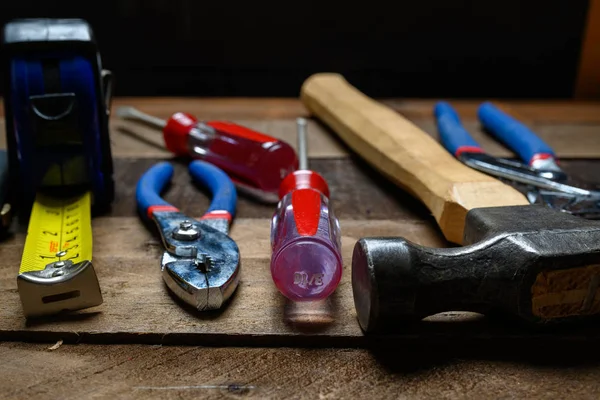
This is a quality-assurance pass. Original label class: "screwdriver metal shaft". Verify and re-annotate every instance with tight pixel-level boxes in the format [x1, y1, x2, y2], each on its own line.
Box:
[116, 106, 166, 129]
[297, 118, 308, 170]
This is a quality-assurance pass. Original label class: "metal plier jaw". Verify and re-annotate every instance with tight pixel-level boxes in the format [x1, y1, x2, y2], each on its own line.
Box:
[137, 161, 240, 311]
[435, 101, 600, 219]
[459, 153, 600, 218]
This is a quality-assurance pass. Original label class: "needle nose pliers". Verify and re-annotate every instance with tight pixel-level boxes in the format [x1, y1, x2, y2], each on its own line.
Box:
[136, 160, 240, 311]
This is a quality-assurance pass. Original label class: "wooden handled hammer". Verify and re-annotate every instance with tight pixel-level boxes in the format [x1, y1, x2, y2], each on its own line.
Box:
[301, 73, 600, 333]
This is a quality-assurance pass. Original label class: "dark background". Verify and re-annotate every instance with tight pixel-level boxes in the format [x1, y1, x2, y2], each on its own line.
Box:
[0, 0, 591, 98]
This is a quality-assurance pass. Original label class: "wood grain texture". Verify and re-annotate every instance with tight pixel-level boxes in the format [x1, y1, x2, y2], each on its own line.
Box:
[107, 158, 431, 221]
[384, 99, 600, 124]
[1, 97, 600, 398]
[2, 98, 600, 158]
[532, 264, 600, 319]
[2, 157, 600, 345]
[1, 96, 600, 121]
[0, 156, 443, 345]
[0, 217, 451, 345]
[301, 73, 528, 244]
[1, 342, 600, 400]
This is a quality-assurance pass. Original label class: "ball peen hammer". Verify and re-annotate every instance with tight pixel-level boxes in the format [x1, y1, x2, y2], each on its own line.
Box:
[301, 73, 600, 333]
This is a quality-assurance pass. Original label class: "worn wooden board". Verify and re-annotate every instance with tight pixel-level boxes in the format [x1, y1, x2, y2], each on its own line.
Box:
[0, 217, 449, 345]
[1, 158, 600, 345]
[1, 98, 600, 398]
[107, 98, 600, 158]
[3, 97, 600, 122]
[108, 116, 600, 159]
[2, 341, 600, 400]
[0, 157, 437, 345]
[2, 98, 600, 158]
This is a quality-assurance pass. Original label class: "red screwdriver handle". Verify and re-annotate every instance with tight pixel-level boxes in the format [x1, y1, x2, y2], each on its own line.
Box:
[164, 112, 298, 203]
[270, 170, 343, 301]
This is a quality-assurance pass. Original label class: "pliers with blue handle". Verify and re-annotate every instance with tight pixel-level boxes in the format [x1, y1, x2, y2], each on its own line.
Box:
[137, 160, 240, 311]
[434, 101, 600, 219]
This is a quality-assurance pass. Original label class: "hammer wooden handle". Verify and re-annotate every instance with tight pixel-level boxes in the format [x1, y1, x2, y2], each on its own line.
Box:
[300, 73, 528, 244]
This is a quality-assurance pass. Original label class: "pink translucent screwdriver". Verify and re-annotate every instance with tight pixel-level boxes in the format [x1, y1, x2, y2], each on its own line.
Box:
[270, 118, 343, 301]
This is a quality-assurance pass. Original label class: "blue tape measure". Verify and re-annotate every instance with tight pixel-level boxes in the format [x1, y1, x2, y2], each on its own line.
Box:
[3, 19, 114, 217]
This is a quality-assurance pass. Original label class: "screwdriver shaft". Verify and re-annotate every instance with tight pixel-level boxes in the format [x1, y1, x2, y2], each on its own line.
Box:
[296, 118, 308, 170]
[116, 106, 167, 129]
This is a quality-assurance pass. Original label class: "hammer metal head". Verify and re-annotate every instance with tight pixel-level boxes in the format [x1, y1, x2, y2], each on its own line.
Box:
[353, 205, 600, 333]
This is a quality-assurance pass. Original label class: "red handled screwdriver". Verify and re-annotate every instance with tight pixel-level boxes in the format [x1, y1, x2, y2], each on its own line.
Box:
[116, 106, 298, 203]
[270, 118, 343, 301]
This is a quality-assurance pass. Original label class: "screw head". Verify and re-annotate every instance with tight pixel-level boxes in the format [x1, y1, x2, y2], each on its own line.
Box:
[179, 220, 193, 230]
[172, 220, 200, 241]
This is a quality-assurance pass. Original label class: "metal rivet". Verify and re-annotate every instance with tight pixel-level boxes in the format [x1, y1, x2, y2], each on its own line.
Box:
[54, 261, 65, 268]
[180, 220, 193, 230]
[172, 220, 200, 241]
[52, 270, 65, 277]
[56, 251, 67, 257]
[195, 254, 212, 272]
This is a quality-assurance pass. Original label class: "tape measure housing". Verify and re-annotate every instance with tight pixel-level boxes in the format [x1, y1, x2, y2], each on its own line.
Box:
[2, 19, 113, 317]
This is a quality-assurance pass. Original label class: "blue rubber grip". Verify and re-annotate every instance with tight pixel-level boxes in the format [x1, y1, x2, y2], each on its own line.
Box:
[189, 160, 237, 217]
[434, 101, 481, 156]
[136, 162, 175, 217]
[478, 102, 555, 164]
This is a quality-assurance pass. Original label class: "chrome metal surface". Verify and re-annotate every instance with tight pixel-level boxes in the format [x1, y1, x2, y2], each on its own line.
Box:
[101, 69, 113, 114]
[17, 260, 103, 317]
[459, 152, 600, 218]
[529, 190, 600, 219]
[154, 210, 240, 311]
[530, 157, 565, 181]
[297, 118, 308, 170]
[172, 220, 200, 241]
[115, 106, 167, 129]
[460, 153, 599, 197]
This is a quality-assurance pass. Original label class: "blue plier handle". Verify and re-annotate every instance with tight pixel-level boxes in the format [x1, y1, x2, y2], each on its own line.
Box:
[136, 160, 240, 311]
[433, 101, 600, 199]
[435, 101, 567, 178]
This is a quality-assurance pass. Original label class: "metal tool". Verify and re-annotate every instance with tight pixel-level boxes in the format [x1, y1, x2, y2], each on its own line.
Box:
[3, 18, 114, 317]
[0, 150, 12, 236]
[117, 106, 298, 203]
[270, 118, 342, 301]
[434, 101, 600, 219]
[301, 73, 600, 333]
[136, 160, 240, 311]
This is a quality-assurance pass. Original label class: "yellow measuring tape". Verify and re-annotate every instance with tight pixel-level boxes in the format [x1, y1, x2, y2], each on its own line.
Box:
[20, 191, 92, 273]
[17, 191, 101, 317]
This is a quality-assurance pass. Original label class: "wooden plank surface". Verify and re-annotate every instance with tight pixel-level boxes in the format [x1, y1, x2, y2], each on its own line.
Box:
[106, 98, 600, 158]
[2, 98, 600, 398]
[0, 158, 440, 345]
[6, 98, 600, 158]
[4, 97, 600, 122]
[2, 341, 600, 400]
[2, 158, 600, 345]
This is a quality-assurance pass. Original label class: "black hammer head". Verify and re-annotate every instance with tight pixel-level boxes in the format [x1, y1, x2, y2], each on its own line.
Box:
[353, 205, 600, 333]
